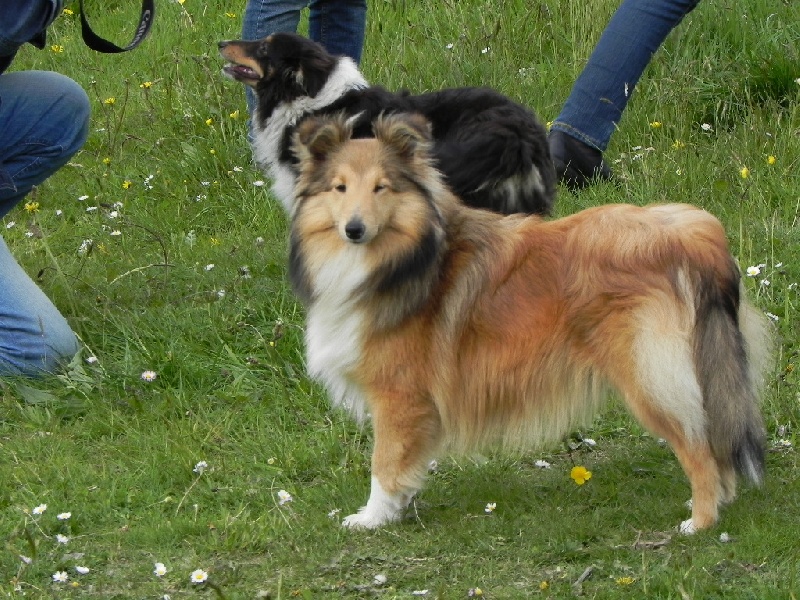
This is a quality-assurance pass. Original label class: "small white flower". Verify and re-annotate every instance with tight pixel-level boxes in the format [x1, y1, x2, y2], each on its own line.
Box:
[216, 289, 226, 299]
[193, 460, 208, 474]
[141, 370, 158, 382]
[56, 534, 69, 544]
[583, 438, 597, 447]
[109, 229, 122, 237]
[761, 279, 771, 287]
[190, 568, 209, 583]
[255, 236, 265, 246]
[327, 508, 341, 518]
[154, 562, 167, 577]
[481, 47, 490, 54]
[78, 194, 89, 201]
[200, 181, 211, 187]
[19, 555, 32, 564]
[55, 209, 63, 217]
[534, 459, 551, 469]
[701, 123, 713, 132]
[746, 265, 761, 277]
[5, 221, 15, 229]
[719, 532, 731, 543]
[75, 566, 90, 575]
[78, 239, 93, 256]
[25, 231, 34, 238]
[57, 512, 72, 520]
[484, 502, 497, 513]
[277, 490, 293, 505]
[412, 591, 430, 597]
[204, 264, 215, 271]
[32, 503, 47, 515]
[373, 574, 387, 585]
[108, 210, 120, 219]
[445, 43, 454, 50]
[86, 356, 99, 364]
[52, 571, 69, 583]
[233, 166, 243, 172]
[253, 180, 265, 187]
[85, 206, 98, 212]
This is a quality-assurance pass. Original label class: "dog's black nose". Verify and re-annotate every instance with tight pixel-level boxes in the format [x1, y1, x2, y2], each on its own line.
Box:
[345, 220, 366, 242]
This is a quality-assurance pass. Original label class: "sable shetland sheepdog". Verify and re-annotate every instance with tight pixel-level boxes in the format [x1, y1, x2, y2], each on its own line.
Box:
[218, 33, 555, 215]
[288, 112, 770, 534]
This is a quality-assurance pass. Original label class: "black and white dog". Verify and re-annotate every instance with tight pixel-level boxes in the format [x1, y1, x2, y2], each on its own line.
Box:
[219, 33, 556, 215]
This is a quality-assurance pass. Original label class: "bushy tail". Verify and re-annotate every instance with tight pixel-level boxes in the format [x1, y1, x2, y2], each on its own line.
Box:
[693, 262, 769, 485]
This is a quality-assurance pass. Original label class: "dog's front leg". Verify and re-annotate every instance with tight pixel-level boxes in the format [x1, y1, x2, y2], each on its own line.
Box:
[342, 392, 442, 529]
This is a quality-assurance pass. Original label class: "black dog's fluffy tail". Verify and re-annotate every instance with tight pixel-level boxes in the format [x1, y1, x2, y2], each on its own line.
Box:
[431, 101, 556, 216]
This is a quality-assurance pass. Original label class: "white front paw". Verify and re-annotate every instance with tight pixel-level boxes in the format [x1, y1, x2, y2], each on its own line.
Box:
[341, 507, 398, 529]
[678, 518, 697, 535]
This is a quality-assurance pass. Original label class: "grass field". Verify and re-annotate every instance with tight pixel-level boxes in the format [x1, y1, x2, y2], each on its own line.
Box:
[1, 0, 799, 597]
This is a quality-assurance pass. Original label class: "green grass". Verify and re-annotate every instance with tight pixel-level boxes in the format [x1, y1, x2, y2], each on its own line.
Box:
[1, 0, 799, 597]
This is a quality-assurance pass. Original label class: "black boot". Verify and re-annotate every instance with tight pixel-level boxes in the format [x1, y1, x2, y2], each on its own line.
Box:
[548, 130, 614, 191]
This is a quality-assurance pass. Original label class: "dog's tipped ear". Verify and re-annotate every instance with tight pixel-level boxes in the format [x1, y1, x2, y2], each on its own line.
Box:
[373, 113, 433, 160]
[292, 115, 353, 164]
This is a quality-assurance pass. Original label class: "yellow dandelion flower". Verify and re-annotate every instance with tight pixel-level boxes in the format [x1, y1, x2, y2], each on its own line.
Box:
[650, 121, 662, 128]
[672, 139, 685, 149]
[539, 581, 549, 590]
[62, 8, 74, 15]
[102, 157, 111, 165]
[229, 109, 240, 119]
[570, 465, 592, 485]
[122, 180, 132, 189]
[767, 155, 776, 165]
[616, 577, 635, 585]
[740, 166, 750, 179]
[225, 12, 237, 18]
[210, 237, 221, 246]
[177, 0, 185, 4]
[209, 149, 216, 155]
[50, 44, 64, 53]
[24, 201, 40, 213]
[140, 81, 153, 89]
[546, 121, 552, 130]
[104, 97, 116, 105]
[205, 118, 214, 126]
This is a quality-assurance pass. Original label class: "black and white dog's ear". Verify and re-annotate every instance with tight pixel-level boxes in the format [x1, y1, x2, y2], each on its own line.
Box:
[373, 113, 433, 161]
[292, 114, 353, 165]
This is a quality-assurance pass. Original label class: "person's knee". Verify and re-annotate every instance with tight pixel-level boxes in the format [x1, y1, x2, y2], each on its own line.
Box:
[47, 72, 91, 157]
[0, 323, 78, 377]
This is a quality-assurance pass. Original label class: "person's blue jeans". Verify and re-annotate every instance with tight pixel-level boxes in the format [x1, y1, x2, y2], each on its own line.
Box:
[551, 0, 701, 152]
[242, 0, 367, 112]
[0, 70, 88, 375]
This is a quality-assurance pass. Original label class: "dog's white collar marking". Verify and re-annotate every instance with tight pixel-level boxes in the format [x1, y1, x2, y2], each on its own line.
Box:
[251, 58, 368, 212]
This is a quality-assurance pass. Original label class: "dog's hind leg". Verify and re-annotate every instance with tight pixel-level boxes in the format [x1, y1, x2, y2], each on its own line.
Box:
[615, 325, 724, 533]
[342, 393, 442, 529]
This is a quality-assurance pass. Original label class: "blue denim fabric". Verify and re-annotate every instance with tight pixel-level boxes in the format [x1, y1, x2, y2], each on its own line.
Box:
[551, 0, 700, 151]
[242, 0, 366, 61]
[0, 71, 90, 217]
[0, 70, 88, 375]
[242, 0, 366, 113]
[0, 235, 78, 376]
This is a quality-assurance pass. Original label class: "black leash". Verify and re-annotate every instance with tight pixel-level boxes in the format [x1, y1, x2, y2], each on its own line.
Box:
[78, 0, 155, 53]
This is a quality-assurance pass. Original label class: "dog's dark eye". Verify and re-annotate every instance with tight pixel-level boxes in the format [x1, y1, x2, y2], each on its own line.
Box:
[334, 184, 346, 193]
[374, 184, 386, 193]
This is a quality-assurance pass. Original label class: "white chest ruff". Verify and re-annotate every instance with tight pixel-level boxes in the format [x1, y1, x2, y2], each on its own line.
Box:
[304, 249, 371, 421]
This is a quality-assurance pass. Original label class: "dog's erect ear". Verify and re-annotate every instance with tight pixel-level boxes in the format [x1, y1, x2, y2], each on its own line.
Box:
[292, 115, 353, 165]
[373, 113, 433, 161]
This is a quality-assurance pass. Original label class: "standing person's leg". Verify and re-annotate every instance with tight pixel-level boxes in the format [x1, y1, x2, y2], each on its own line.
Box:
[308, 0, 367, 64]
[549, 0, 701, 190]
[0, 70, 89, 376]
